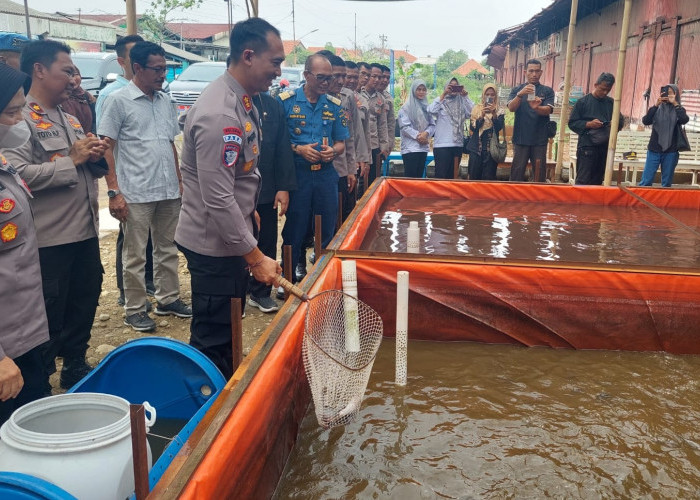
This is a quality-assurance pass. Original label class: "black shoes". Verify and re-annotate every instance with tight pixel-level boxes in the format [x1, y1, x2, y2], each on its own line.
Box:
[60, 357, 93, 389]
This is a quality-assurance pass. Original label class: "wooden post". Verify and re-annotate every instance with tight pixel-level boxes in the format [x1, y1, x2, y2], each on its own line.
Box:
[125, 0, 137, 35]
[604, 0, 633, 186]
[282, 245, 292, 299]
[337, 192, 343, 231]
[555, 0, 579, 182]
[314, 214, 322, 260]
[129, 404, 149, 500]
[534, 159, 542, 183]
[230, 298, 243, 372]
[617, 162, 623, 186]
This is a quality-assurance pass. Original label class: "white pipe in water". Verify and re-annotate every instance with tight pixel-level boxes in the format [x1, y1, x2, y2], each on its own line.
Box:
[396, 271, 409, 386]
[342, 259, 360, 353]
[407, 221, 419, 253]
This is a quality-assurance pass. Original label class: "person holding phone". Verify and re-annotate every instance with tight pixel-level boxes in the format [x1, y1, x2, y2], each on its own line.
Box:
[398, 79, 435, 178]
[428, 77, 473, 179]
[465, 83, 505, 180]
[507, 59, 555, 182]
[568, 72, 624, 185]
[638, 84, 689, 187]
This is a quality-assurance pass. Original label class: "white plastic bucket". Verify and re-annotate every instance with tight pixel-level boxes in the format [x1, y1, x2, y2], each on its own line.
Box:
[0, 393, 155, 500]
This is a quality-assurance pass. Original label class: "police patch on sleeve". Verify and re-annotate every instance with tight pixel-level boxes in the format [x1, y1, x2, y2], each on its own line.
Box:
[223, 143, 241, 168]
[223, 127, 243, 145]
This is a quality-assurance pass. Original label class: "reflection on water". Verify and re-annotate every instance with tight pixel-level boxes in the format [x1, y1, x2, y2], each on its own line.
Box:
[275, 341, 700, 498]
[361, 198, 700, 268]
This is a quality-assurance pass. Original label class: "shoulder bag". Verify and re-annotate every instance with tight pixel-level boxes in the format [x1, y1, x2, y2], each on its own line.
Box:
[489, 126, 507, 163]
[677, 124, 691, 152]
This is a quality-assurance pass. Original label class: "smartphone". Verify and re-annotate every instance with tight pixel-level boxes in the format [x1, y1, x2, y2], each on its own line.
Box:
[486, 97, 494, 104]
[660, 86, 668, 98]
[450, 85, 464, 93]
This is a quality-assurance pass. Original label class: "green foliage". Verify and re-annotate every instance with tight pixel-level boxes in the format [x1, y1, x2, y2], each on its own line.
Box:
[286, 45, 310, 66]
[436, 49, 468, 74]
[141, 0, 203, 43]
[324, 42, 335, 52]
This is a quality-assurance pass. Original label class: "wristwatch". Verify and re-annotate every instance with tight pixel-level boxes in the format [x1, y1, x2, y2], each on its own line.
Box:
[107, 189, 121, 198]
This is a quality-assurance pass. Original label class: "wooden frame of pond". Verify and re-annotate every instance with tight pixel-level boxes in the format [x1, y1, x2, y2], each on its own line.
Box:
[151, 178, 700, 498]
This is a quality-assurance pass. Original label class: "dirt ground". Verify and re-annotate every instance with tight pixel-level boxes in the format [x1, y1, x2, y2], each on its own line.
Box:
[49, 183, 279, 391]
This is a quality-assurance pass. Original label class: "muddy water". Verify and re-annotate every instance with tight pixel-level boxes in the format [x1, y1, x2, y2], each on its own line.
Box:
[275, 341, 700, 499]
[360, 198, 700, 269]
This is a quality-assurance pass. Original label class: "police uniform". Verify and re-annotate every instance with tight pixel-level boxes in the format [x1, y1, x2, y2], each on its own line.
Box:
[277, 86, 349, 274]
[336, 87, 367, 220]
[382, 89, 396, 152]
[175, 71, 261, 379]
[3, 98, 106, 384]
[0, 153, 49, 423]
[360, 87, 389, 189]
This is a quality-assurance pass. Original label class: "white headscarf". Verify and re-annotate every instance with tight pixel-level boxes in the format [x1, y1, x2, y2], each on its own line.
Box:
[402, 79, 430, 132]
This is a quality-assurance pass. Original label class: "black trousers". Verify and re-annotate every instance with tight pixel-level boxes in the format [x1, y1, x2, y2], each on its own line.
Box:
[510, 144, 548, 182]
[39, 238, 103, 375]
[248, 202, 277, 298]
[575, 145, 608, 185]
[178, 244, 248, 380]
[433, 146, 462, 179]
[116, 226, 154, 292]
[0, 345, 49, 425]
[468, 151, 498, 180]
[402, 151, 427, 178]
[337, 175, 356, 223]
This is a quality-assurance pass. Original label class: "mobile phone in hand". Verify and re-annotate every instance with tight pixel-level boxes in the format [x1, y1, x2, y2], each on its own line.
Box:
[451, 85, 464, 93]
[486, 97, 494, 104]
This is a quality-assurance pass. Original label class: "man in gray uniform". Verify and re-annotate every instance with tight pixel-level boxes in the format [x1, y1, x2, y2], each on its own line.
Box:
[378, 65, 396, 157]
[5, 40, 108, 390]
[360, 63, 389, 194]
[175, 18, 284, 378]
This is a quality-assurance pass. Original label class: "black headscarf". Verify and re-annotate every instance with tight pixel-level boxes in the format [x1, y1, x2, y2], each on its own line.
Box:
[0, 62, 31, 113]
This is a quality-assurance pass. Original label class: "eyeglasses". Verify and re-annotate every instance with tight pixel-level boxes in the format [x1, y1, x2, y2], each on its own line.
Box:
[144, 66, 168, 74]
[309, 73, 334, 83]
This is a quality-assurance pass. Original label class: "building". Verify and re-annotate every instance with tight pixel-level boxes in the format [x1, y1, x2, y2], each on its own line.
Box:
[483, 0, 700, 123]
[453, 58, 490, 78]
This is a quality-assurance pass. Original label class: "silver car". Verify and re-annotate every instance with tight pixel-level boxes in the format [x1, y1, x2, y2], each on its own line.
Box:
[169, 62, 227, 116]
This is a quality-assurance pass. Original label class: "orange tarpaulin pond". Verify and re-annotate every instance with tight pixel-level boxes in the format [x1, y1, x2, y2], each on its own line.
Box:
[153, 179, 700, 499]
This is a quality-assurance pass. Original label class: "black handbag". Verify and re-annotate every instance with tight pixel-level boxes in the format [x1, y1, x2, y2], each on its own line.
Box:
[677, 124, 691, 152]
[488, 127, 507, 163]
[587, 125, 611, 146]
[547, 120, 557, 138]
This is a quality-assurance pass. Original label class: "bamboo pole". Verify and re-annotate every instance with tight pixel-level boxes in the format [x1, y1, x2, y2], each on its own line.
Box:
[555, 0, 578, 182]
[230, 298, 243, 372]
[604, 0, 633, 186]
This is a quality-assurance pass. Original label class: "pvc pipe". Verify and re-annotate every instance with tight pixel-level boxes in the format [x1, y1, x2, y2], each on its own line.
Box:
[407, 221, 419, 253]
[341, 260, 360, 353]
[395, 271, 409, 386]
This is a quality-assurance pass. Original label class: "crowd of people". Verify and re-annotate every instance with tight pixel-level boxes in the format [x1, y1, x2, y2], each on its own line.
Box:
[0, 21, 690, 421]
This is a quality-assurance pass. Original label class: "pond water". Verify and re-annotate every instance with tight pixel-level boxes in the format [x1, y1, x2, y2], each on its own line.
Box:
[275, 340, 700, 499]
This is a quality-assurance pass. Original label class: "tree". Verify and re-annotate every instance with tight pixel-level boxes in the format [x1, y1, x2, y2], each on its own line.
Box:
[286, 45, 310, 67]
[140, 0, 203, 44]
[324, 42, 336, 54]
[436, 49, 468, 75]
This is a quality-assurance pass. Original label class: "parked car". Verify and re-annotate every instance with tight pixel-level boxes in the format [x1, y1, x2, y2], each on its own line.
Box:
[169, 61, 226, 116]
[71, 52, 122, 97]
[270, 66, 305, 96]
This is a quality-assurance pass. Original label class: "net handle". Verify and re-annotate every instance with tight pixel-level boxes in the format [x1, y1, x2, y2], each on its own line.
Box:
[275, 275, 310, 301]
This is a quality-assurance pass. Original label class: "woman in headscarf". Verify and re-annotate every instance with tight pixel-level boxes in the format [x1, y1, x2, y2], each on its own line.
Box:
[61, 65, 96, 134]
[0, 62, 50, 424]
[638, 84, 689, 187]
[398, 80, 435, 178]
[427, 77, 474, 178]
[465, 83, 506, 180]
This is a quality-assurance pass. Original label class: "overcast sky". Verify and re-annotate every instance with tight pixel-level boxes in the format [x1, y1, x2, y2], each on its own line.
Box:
[21, 0, 553, 59]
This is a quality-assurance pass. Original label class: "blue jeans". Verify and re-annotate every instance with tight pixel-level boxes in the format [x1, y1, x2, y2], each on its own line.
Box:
[639, 150, 679, 187]
[282, 164, 339, 275]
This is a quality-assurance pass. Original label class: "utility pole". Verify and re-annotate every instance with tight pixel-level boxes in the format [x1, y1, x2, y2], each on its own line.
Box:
[379, 34, 387, 53]
[126, 0, 136, 35]
[354, 13, 356, 57]
[23, 0, 31, 37]
[292, 0, 296, 42]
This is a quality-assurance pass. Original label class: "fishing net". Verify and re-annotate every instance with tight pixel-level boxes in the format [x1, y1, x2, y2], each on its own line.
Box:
[302, 290, 383, 429]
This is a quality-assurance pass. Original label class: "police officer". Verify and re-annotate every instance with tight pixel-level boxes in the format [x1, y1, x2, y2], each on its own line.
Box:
[360, 63, 389, 192]
[378, 65, 396, 158]
[0, 32, 30, 69]
[175, 18, 284, 379]
[4, 41, 108, 391]
[0, 63, 50, 424]
[347, 61, 371, 181]
[278, 53, 349, 279]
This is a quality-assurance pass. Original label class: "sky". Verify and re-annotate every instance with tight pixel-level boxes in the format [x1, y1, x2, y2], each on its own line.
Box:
[20, 0, 554, 59]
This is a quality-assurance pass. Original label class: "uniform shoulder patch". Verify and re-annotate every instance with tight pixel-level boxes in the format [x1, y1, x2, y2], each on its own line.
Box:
[327, 95, 341, 106]
[279, 91, 295, 101]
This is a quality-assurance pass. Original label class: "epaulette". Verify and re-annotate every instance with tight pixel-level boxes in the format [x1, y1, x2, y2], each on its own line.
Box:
[327, 94, 341, 106]
[279, 91, 295, 101]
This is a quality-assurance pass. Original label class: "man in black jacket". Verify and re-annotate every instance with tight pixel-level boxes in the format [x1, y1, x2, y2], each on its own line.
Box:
[247, 93, 297, 313]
